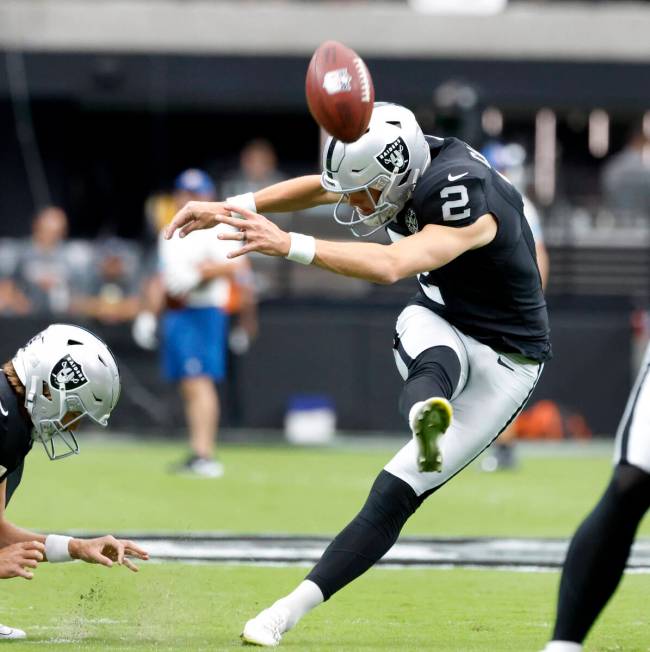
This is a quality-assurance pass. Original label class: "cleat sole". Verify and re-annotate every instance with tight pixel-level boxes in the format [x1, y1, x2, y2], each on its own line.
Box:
[414, 398, 452, 473]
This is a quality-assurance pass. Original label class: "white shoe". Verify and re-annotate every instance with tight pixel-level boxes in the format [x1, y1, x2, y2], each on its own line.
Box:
[241, 606, 289, 647]
[189, 458, 224, 478]
[0, 624, 26, 640]
[172, 456, 224, 478]
[541, 642, 583, 652]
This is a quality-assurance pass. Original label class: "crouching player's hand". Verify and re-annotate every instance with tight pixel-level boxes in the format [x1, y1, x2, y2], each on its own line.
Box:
[0, 541, 45, 580]
[69, 535, 149, 572]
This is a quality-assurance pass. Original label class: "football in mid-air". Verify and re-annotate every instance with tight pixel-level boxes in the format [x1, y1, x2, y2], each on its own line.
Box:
[305, 40, 375, 143]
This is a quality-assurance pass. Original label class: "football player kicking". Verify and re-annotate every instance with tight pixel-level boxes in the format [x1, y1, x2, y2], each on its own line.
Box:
[165, 103, 551, 647]
[540, 345, 650, 652]
[0, 324, 148, 640]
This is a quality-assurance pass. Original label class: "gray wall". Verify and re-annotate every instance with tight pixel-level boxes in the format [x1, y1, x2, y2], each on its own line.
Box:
[2, 1, 650, 62]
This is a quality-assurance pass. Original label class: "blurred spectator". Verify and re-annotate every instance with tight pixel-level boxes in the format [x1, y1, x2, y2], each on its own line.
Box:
[10, 207, 76, 315]
[220, 139, 285, 198]
[601, 123, 650, 222]
[0, 279, 25, 316]
[0, 239, 29, 315]
[71, 238, 142, 324]
[136, 169, 256, 477]
[220, 139, 290, 297]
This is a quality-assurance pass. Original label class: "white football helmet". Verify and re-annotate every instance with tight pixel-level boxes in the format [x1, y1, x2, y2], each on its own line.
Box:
[321, 103, 431, 236]
[12, 324, 121, 460]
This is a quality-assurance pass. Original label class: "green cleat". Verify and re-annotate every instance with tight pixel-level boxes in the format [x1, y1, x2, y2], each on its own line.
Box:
[410, 397, 453, 473]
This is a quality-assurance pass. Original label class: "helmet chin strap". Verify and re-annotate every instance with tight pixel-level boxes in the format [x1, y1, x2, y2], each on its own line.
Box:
[56, 382, 68, 422]
[376, 158, 424, 218]
[377, 167, 401, 206]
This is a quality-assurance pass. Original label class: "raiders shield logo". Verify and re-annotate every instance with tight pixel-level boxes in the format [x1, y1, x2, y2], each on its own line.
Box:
[375, 137, 410, 174]
[405, 208, 419, 234]
[50, 355, 88, 390]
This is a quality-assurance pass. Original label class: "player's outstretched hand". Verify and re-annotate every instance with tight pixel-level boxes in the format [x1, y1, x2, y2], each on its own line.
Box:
[0, 540, 45, 580]
[69, 535, 149, 572]
[217, 204, 291, 259]
[164, 201, 232, 240]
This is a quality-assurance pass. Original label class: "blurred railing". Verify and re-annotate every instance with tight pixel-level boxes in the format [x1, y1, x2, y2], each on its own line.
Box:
[543, 208, 650, 300]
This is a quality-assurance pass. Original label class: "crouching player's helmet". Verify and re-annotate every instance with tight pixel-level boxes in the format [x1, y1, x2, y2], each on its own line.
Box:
[321, 102, 431, 236]
[12, 324, 121, 460]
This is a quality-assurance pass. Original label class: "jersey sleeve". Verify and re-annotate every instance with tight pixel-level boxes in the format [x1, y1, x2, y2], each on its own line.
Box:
[413, 175, 489, 229]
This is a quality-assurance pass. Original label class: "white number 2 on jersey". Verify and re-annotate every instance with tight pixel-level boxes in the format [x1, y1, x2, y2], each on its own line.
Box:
[441, 185, 470, 221]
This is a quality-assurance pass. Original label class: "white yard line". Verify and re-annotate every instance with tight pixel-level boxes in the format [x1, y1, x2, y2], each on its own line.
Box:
[62, 533, 650, 572]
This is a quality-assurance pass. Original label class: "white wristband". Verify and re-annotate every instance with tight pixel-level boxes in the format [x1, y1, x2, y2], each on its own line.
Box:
[286, 232, 316, 265]
[45, 534, 73, 563]
[226, 192, 256, 218]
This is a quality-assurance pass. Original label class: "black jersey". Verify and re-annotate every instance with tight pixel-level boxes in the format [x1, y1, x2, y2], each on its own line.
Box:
[0, 371, 32, 505]
[387, 136, 551, 362]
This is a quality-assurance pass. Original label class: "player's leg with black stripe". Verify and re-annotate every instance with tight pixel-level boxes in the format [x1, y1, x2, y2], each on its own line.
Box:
[241, 307, 466, 645]
[241, 309, 542, 647]
[303, 308, 464, 596]
[322, 326, 541, 612]
[543, 354, 650, 652]
[296, 332, 476, 600]
[543, 464, 650, 652]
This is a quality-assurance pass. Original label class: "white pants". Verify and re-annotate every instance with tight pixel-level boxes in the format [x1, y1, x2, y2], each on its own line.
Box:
[385, 305, 543, 496]
[614, 342, 650, 473]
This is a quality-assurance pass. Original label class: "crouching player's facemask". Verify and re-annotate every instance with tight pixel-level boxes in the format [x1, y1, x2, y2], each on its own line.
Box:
[12, 324, 121, 460]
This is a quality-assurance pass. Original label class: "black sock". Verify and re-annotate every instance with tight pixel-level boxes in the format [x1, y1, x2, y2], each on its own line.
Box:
[306, 470, 419, 600]
[553, 463, 650, 642]
[398, 345, 461, 420]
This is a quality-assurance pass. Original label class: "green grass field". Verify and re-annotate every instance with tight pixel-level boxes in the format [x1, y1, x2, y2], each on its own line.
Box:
[1, 439, 649, 651]
[4, 563, 649, 651]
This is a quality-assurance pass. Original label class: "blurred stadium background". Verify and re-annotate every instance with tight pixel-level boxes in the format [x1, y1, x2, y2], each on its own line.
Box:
[1, 0, 650, 649]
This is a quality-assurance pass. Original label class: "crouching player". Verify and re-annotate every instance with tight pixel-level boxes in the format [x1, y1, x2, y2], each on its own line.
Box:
[0, 324, 148, 640]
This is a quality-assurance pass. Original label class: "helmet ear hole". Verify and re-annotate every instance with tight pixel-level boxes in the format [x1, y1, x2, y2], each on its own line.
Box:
[42, 381, 52, 401]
